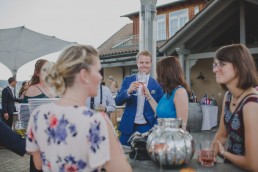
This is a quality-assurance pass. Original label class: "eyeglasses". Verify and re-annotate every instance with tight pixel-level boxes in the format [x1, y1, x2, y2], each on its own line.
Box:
[212, 61, 226, 69]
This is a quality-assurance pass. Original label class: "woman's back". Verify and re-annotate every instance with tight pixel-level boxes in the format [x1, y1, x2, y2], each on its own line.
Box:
[26, 103, 110, 172]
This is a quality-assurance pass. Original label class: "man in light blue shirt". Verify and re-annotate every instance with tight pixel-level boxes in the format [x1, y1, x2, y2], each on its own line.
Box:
[86, 84, 116, 117]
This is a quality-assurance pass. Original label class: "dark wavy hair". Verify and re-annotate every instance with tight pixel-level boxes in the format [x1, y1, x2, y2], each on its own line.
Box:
[29, 59, 48, 86]
[157, 56, 190, 97]
[18, 81, 28, 97]
[215, 44, 258, 90]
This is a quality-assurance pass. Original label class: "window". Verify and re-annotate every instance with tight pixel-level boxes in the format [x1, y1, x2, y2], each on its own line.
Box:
[157, 14, 166, 41]
[169, 9, 189, 37]
[194, 6, 199, 15]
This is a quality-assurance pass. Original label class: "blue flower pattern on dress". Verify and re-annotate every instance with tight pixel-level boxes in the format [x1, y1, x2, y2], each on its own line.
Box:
[224, 92, 258, 157]
[231, 115, 240, 130]
[88, 120, 106, 153]
[45, 114, 77, 145]
[57, 155, 87, 172]
[83, 110, 94, 117]
[33, 110, 40, 132]
[26, 105, 109, 171]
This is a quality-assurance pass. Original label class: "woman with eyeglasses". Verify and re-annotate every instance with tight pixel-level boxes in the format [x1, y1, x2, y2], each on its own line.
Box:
[211, 44, 258, 171]
[26, 44, 132, 172]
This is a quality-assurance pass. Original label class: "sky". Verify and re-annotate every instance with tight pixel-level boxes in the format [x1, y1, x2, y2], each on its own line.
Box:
[0, 0, 174, 81]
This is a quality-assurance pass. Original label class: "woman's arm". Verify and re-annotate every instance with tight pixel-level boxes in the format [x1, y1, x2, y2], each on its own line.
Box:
[174, 88, 189, 128]
[31, 151, 42, 170]
[217, 101, 258, 171]
[142, 85, 157, 114]
[103, 118, 132, 172]
[212, 93, 228, 156]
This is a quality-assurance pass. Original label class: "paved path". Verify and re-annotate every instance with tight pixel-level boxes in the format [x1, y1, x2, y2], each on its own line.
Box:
[0, 127, 218, 172]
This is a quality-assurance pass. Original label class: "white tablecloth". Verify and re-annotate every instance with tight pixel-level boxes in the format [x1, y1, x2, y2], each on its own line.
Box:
[201, 105, 218, 130]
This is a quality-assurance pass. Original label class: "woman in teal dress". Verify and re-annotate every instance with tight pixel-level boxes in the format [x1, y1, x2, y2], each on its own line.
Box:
[23, 59, 56, 103]
[143, 56, 190, 129]
[23, 59, 56, 172]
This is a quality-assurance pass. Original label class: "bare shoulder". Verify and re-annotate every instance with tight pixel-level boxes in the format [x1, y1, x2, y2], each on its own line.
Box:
[175, 87, 188, 96]
[24, 85, 42, 97]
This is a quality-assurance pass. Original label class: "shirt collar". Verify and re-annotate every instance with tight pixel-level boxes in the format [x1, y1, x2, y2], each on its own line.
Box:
[8, 85, 14, 90]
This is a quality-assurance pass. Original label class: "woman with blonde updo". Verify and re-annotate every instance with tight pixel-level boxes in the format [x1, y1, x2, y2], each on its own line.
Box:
[26, 44, 132, 172]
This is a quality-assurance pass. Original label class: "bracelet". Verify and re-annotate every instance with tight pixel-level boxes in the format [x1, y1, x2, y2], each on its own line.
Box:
[146, 96, 152, 101]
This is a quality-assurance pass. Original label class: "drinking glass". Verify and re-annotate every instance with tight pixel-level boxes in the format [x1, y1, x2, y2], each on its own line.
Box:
[198, 140, 215, 167]
[133, 72, 147, 96]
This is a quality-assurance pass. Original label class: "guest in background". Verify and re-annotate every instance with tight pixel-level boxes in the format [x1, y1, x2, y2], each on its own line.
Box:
[23, 59, 56, 172]
[18, 81, 29, 99]
[142, 56, 190, 129]
[86, 83, 116, 118]
[115, 50, 163, 146]
[108, 75, 119, 96]
[26, 44, 132, 172]
[23, 59, 56, 103]
[1, 77, 22, 127]
[211, 44, 258, 171]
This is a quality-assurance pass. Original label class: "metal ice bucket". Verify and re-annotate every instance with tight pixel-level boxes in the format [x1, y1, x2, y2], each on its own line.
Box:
[146, 118, 195, 167]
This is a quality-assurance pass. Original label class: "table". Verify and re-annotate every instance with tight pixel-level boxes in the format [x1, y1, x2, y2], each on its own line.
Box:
[129, 159, 245, 172]
[201, 105, 218, 130]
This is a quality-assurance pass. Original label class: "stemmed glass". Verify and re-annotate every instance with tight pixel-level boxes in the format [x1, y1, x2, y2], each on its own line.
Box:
[133, 72, 147, 96]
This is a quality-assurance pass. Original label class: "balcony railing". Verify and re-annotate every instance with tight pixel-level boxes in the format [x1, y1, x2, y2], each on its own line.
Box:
[112, 35, 139, 48]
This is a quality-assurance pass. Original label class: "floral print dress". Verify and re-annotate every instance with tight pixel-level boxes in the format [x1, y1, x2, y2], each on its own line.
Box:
[26, 103, 110, 172]
[224, 92, 258, 156]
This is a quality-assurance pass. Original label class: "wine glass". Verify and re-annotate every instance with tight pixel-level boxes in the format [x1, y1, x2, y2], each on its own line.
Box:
[133, 72, 147, 96]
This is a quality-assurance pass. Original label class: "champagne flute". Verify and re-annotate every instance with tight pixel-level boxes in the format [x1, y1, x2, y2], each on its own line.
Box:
[133, 72, 147, 96]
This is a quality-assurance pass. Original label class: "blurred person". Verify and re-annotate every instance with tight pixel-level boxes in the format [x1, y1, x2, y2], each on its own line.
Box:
[86, 83, 116, 118]
[26, 44, 132, 172]
[108, 75, 118, 96]
[18, 81, 29, 99]
[211, 44, 258, 171]
[142, 56, 190, 129]
[1, 77, 22, 127]
[23, 59, 56, 172]
[0, 120, 26, 156]
[115, 50, 163, 146]
[23, 59, 56, 103]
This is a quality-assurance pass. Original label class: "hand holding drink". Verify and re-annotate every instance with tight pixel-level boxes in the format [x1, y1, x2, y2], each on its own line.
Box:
[133, 72, 147, 96]
[95, 104, 106, 112]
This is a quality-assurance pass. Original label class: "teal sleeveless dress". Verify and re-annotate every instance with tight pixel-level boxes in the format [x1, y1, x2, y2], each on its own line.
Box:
[156, 86, 184, 118]
[22, 93, 49, 103]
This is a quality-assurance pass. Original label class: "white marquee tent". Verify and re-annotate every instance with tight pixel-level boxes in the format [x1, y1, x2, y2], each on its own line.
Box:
[0, 26, 74, 76]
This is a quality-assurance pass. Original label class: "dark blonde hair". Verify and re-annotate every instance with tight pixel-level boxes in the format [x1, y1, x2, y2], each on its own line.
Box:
[46, 44, 99, 95]
[30, 59, 48, 85]
[157, 56, 190, 97]
[136, 50, 152, 61]
[215, 44, 258, 90]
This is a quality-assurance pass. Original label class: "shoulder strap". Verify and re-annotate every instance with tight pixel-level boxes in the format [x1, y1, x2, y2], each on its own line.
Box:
[226, 93, 257, 129]
[35, 85, 43, 94]
[90, 85, 103, 109]
[100, 85, 103, 104]
[90, 97, 94, 109]
[234, 93, 257, 113]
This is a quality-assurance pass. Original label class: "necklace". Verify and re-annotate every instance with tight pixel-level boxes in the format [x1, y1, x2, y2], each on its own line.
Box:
[62, 97, 85, 106]
[232, 90, 245, 106]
